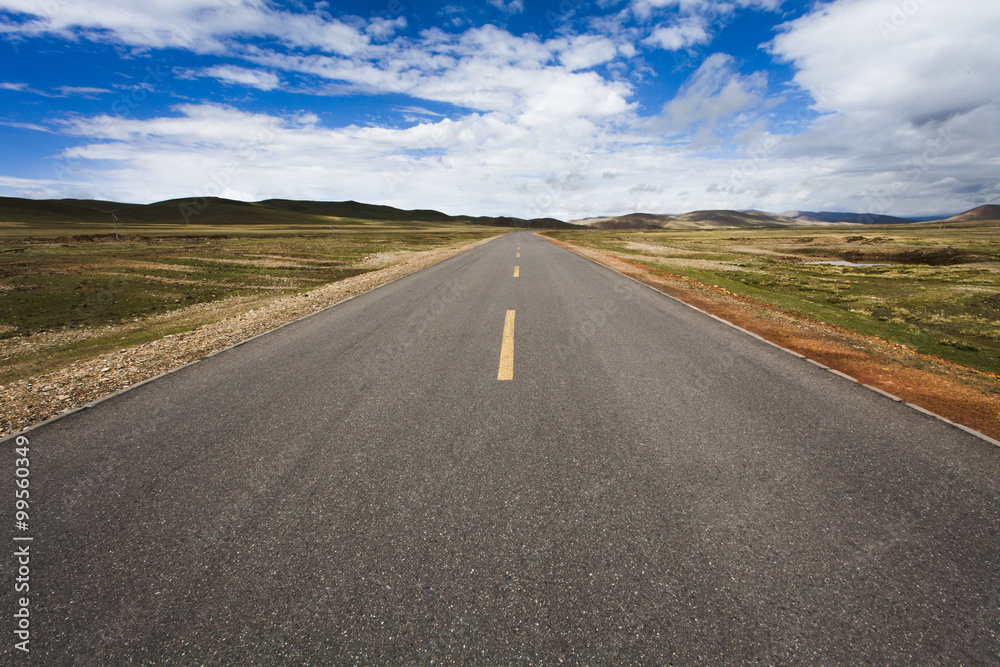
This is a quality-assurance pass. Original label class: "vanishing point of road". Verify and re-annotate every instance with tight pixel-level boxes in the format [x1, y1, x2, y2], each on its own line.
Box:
[3, 232, 999, 664]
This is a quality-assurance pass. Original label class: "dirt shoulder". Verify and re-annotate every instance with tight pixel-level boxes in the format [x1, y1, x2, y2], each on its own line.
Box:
[544, 234, 1000, 442]
[1, 235, 500, 439]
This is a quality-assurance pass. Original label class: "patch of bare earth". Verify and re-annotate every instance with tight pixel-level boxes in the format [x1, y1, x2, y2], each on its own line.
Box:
[546, 235, 1000, 441]
[353, 250, 421, 269]
[621, 241, 701, 255]
[0, 236, 499, 438]
[618, 252, 747, 272]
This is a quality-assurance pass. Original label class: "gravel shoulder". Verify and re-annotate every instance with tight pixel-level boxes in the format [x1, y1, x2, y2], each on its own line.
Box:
[1, 235, 500, 438]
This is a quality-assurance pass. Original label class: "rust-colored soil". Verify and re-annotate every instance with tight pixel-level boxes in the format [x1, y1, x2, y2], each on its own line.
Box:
[546, 235, 1000, 442]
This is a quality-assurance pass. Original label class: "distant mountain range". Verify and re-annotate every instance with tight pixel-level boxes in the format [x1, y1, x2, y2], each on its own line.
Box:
[572, 205, 999, 230]
[1, 195, 998, 232]
[573, 210, 846, 230]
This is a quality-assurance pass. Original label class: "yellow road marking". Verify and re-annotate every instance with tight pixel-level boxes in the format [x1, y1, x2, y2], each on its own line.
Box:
[513, 266, 519, 277]
[517, 252, 520, 257]
[497, 309, 516, 381]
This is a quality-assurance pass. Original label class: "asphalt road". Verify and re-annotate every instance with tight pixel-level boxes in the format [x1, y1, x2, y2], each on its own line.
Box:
[3, 232, 999, 664]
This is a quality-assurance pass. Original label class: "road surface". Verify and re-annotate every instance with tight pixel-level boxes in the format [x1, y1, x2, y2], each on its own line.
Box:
[3, 232, 999, 664]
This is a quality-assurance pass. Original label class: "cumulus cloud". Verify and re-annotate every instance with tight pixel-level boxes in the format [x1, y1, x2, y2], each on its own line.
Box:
[247, 26, 632, 124]
[548, 35, 620, 70]
[643, 17, 709, 50]
[771, 0, 1000, 125]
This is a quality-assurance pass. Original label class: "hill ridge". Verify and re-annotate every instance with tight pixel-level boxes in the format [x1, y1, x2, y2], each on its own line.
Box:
[0, 196, 576, 230]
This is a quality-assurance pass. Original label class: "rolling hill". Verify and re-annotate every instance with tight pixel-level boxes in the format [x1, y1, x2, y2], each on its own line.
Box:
[572, 213, 672, 230]
[0, 196, 575, 232]
[576, 205, 1000, 230]
[942, 205, 1000, 222]
[575, 209, 838, 230]
[0, 197, 121, 224]
[257, 199, 461, 223]
[781, 210, 917, 225]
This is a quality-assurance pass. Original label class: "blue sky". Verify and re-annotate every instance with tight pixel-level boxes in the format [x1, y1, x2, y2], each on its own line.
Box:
[0, 0, 997, 219]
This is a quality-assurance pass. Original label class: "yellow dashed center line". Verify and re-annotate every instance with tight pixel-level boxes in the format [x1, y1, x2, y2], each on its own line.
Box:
[513, 266, 519, 277]
[497, 309, 516, 381]
[517, 252, 520, 257]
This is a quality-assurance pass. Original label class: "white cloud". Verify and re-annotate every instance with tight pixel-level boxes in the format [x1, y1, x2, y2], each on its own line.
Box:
[548, 35, 620, 70]
[55, 86, 112, 97]
[0, 0, 372, 55]
[771, 0, 1000, 124]
[643, 17, 709, 50]
[366, 16, 407, 41]
[0, 82, 110, 97]
[246, 26, 632, 124]
[197, 65, 280, 91]
[632, 0, 782, 21]
[0, 120, 51, 132]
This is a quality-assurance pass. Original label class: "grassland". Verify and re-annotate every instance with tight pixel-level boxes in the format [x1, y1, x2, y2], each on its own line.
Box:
[0, 222, 499, 385]
[547, 225, 1000, 377]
